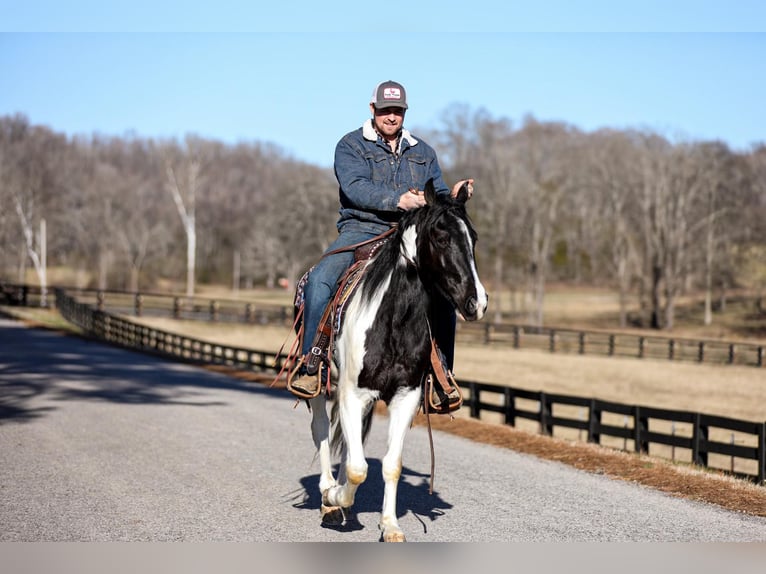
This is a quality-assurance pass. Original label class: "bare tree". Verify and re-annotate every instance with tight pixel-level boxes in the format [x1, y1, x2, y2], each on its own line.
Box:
[163, 138, 203, 297]
[0, 115, 68, 304]
[742, 145, 766, 313]
[432, 106, 525, 322]
[583, 130, 644, 326]
[3, 112, 766, 336]
[247, 161, 337, 289]
[514, 118, 577, 326]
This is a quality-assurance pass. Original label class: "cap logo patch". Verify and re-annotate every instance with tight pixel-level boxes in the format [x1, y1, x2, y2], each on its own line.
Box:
[383, 87, 401, 100]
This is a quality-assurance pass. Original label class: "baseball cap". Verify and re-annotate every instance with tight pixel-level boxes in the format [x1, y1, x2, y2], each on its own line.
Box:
[370, 80, 408, 110]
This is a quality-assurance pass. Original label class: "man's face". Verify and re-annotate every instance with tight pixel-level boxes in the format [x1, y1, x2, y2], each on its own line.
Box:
[371, 105, 405, 139]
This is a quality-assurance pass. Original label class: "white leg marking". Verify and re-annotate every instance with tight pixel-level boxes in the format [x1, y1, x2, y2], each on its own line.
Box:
[379, 387, 422, 542]
[308, 395, 336, 495]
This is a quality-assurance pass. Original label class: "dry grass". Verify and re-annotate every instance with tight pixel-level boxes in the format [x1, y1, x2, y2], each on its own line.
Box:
[409, 412, 766, 518]
[128, 315, 766, 423]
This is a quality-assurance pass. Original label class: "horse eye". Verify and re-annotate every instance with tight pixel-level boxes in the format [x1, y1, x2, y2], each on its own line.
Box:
[433, 231, 450, 247]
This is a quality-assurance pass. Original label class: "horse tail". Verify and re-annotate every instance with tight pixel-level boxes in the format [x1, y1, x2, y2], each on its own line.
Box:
[329, 399, 375, 458]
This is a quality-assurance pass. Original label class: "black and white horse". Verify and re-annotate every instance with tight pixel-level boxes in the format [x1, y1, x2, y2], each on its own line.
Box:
[305, 180, 487, 542]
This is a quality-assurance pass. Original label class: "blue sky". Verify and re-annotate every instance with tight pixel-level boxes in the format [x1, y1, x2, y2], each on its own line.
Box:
[1, 2, 764, 167]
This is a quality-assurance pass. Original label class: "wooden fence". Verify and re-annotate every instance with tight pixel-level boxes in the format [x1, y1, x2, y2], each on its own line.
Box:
[467, 322, 766, 369]
[466, 381, 766, 484]
[53, 288, 288, 375]
[4, 283, 762, 369]
[48, 287, 766, 485]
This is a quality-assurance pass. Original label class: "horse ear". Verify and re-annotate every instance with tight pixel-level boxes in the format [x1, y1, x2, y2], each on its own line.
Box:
[423, 178, 437, 205]
[454, 181, 470, 204]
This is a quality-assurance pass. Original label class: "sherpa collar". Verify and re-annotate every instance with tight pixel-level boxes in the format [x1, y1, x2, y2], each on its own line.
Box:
[362, 119, 418, 152]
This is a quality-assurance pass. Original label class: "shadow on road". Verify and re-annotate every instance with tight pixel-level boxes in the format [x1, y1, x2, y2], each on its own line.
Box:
[0, 320, 286, 423]
[289, 459, 453, 539]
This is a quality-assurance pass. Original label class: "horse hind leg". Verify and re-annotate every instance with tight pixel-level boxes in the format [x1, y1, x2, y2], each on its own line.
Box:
[308, 395, 343, 524]
[379, 387, 422, 542]
[322, 388, 374, 513]
[320, 438, 347, 525]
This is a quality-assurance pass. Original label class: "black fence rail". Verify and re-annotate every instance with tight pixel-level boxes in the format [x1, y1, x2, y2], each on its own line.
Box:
[5, 282, 764, 368]
[50, 287, 766, 485]
[461, 322, 766, 368]
[0, 282, 50, 308]
[11, 282, 764, 369]
[67, 287, 292, 326]
[466, 381, 766, 484]
[54, 288, 290, 375]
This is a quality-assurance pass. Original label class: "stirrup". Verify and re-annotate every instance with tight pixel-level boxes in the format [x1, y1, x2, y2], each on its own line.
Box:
[425, 373, 463, 414]
[286, 359, 323, 399]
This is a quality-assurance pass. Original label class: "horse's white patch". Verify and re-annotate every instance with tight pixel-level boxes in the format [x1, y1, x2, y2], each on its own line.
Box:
[335, 268, 392, 401]
[399, 224, 418, 266]
[457, 218, 488, 320]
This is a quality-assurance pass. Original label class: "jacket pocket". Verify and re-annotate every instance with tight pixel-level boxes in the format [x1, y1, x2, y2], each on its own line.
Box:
[366, 151, 392, 182]
[405, 156, 429, 187]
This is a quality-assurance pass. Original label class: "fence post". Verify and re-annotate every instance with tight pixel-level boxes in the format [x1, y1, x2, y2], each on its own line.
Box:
[728, 344, 736, 364]
[608, 334, 615, 356]
[587, 399, 601, 444]
[245, 303, 255, 323]
[539, 392, 552, 436]
[209, 300, 219, 322]
[634, 406, 648, 454]
[668, 339, 675, 360]
[93, 309, 103, 339]
[503, 387, 516, 426]
[134, 293, 143, 316]
[638, 336, 645, 359]
[549, 330, 556, 353]
[468, 382, 480, 419]
[513, 326, 521, 349]
[692, 413, 708, 467]
[483, 322, 491, 345]
[173, 297, 182, 319]
[97, 291, 105, 311]
[758, 422, 766, 485]
[578, 332, 586, 354]
[698, 341, 705, 363]
[758, 346, 764, 368]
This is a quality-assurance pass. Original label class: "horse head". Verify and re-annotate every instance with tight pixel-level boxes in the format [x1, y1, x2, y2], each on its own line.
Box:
[412, 179, 488, 322]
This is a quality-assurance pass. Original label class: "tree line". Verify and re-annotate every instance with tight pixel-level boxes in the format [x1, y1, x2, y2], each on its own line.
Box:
[1, 110, 765, 331]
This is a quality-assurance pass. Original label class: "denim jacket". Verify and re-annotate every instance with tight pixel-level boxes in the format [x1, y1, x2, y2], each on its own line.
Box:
[333, 119, 451, 233]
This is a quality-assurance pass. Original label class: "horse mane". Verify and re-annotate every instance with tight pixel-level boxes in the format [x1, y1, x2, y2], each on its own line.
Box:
[360, 193, 474, 302]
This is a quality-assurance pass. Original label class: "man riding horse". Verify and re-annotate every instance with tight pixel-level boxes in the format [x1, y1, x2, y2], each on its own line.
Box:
[288, 80, 474, 400]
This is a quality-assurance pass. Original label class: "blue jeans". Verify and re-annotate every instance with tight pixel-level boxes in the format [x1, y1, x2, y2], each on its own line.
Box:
[301, 227, 382, 358]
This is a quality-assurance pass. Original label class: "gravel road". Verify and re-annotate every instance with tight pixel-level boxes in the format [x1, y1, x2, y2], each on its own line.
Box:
[2, 317, 766, 542]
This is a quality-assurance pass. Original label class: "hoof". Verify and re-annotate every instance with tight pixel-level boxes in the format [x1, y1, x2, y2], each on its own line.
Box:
[320, 504, 344, 525]
[381, 529, 406, 543]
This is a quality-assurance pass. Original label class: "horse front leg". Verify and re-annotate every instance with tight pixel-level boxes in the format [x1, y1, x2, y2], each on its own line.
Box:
[322, 387, 373, 512]
[308, 395, 342, 524]
[379, 387, 422, 542]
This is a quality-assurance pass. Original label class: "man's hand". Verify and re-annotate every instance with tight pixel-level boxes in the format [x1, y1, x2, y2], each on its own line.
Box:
[451, 179, 474, 199]
[398, 188, 426, 210]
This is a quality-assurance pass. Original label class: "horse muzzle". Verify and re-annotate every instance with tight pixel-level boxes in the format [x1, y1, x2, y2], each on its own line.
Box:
[462, 293, 488, 321]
